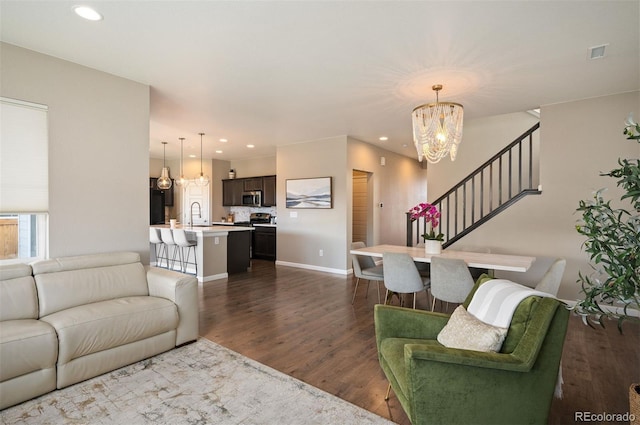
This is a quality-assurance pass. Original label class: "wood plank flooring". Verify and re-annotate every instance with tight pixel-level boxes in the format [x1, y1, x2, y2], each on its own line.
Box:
[198, 260, 640, 424]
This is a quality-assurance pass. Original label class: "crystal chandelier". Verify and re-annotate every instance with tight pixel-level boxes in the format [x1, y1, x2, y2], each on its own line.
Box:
[157, 141, 173, 190]
[412, 84, 464, 163]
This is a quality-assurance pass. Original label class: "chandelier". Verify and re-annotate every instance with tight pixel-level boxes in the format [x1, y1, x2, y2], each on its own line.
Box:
[195, 132, 209, 186]
[412, 84, 464, 163]
[157, 141, 173, 190]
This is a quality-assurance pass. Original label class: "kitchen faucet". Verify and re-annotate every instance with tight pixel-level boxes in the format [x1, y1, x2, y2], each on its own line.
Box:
[190, 201, 202, 227]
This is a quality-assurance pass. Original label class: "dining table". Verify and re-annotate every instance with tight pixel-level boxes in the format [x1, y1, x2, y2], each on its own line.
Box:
[349, 244, 535, 273]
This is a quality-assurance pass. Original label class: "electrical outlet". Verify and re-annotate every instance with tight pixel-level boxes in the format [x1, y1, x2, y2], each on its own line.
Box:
[319, 249, 324, 257]
[214, 237, 219, 245]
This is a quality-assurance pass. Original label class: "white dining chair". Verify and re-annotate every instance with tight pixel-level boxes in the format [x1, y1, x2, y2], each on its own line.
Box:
[534, 258, 566, 296]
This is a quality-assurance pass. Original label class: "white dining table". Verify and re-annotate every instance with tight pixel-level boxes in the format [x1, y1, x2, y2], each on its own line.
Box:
[349, 244, 535, 273]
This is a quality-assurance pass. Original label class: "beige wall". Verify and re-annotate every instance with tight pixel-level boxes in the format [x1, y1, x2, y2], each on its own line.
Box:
[230, 156, 276, 178]
[2, 43, 150, 261]
[431, 92, 639, 301]
[276, 136, 348, 272]
[347, 137, 428, 247]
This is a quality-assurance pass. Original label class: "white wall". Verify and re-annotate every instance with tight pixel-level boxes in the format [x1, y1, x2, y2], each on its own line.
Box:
[430, 92, 639, 301]
[1, 43, 151, 261]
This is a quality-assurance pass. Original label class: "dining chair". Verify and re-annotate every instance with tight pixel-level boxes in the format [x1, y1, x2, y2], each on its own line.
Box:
[351, 242, 384, 304]
[382, 252, 430, 309]
[534, 258, 566, 296]
[429, 256, 475, 312]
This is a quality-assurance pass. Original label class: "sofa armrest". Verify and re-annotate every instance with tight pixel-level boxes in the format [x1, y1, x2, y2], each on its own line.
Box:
[146, 267, 198, 345]
[405, 343, 530, 372]
[374, 304, 449, 350]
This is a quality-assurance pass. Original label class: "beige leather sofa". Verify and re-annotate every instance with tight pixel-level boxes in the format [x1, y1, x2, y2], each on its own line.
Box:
[0, 252, 198, 409]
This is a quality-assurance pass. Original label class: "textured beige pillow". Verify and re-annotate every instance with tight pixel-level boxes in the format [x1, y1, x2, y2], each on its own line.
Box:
[437, 305, 508, 352]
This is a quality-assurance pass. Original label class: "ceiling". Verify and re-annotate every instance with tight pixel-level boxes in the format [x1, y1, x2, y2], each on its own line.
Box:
[1, 1, 638, 161]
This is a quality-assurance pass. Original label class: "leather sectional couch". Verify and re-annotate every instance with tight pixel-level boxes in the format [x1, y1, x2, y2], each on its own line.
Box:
[0, 251, 198, 409]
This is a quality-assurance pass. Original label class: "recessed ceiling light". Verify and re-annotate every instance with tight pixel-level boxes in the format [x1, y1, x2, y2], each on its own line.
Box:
[215, 150, 223, 154]
[219, 138, 228, 143]
[73, 5, 103, 21]
[246, 144, 255, 148]
[189, 154, 196, 158]
[379, 136, 388, 141]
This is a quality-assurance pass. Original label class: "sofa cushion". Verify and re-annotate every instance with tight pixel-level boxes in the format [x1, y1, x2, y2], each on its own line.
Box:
[437, 305, 508, 352]
[35, 262, 150, 317]
[41, 296, 178, 364]
[0, 319, 58, 382]
[0, 274, 38, 321]
[0, 263, 32, 281]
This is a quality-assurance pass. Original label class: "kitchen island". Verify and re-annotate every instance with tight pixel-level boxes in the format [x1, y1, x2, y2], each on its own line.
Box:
[150, 225, 253, 282]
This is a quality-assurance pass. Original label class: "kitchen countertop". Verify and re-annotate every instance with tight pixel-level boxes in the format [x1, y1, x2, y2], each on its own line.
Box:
[151, 224, 253, 233]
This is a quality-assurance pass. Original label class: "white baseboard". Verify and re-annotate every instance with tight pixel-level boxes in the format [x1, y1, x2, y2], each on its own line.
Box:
[275, 260, 349, 276]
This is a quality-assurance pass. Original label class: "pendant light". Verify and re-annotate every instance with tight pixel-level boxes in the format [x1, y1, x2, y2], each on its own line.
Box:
[175, 137, 188, 187]
[157, 141, 173, 190]
[412, 84, 464, 163]
[195, 132, 209, 186]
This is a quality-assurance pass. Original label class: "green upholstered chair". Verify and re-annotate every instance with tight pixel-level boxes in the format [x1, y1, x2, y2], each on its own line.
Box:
[374, 279, 569, 425]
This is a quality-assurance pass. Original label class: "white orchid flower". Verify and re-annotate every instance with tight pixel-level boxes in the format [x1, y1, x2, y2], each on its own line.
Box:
[625, 112, 637, 127]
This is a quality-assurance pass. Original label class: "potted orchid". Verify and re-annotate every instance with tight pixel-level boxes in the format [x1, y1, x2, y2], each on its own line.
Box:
[409, 202, 444, 254]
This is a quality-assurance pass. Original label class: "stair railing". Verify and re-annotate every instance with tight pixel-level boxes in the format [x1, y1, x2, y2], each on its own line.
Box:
[407, 122, 541, 248]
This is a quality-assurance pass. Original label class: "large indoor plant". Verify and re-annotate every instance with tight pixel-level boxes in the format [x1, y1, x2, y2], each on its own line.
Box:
[574, 114, 640, 423]
[574, 113, 640, 328]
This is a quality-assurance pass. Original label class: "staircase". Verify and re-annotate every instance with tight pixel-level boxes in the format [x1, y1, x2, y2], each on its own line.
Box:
[407, 123, 541, 248]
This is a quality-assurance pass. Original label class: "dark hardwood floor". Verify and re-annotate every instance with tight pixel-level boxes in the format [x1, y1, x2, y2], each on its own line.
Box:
[199, 260, 640, 424]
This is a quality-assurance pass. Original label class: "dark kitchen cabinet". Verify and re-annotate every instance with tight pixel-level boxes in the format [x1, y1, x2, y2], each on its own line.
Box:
[222, 179, 244, 206]
[262, 175, 276, 206]
[253, 226, 276, 261]
[149, 177, 174, 206]
[243, 178, 263, 191]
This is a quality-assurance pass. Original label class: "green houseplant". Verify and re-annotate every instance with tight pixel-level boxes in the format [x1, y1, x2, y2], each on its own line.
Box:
[574, 114, 640, 422]
[574, 113, 640, 328]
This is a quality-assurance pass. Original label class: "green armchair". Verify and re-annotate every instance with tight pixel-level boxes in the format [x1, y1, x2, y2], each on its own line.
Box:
[374, 288, 569, 425]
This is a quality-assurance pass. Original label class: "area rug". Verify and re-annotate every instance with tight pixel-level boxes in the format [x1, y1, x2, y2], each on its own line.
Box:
[1, 338, 393, 424]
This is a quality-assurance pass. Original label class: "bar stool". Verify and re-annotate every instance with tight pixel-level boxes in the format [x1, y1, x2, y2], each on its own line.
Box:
[149, 228, 167, 268]
[160, 228, 179, 271]
[173, 229, 198, 275]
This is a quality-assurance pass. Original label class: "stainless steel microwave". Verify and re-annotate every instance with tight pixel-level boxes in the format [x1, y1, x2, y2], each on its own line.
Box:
[241, 191, 261, 207]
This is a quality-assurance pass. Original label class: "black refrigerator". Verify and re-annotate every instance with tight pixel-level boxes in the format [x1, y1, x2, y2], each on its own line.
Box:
[150, 189, 165, 224]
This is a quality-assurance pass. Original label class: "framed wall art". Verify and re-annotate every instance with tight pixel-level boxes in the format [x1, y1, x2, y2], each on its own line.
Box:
[285, 177, 332, 209]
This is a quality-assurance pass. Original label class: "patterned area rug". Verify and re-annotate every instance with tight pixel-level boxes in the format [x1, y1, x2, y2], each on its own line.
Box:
[1, 338, 393, 424]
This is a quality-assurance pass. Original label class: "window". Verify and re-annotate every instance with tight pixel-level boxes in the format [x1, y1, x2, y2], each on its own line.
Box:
[0, 214, 48, 261]
[0, 97, 49, 263]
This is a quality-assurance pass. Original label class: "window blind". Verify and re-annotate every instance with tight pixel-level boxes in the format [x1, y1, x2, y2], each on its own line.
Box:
[0, 97, 49, 213]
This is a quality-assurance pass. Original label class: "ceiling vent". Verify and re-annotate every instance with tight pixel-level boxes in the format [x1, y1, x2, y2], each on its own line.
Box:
[588, 44, 608, 60]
